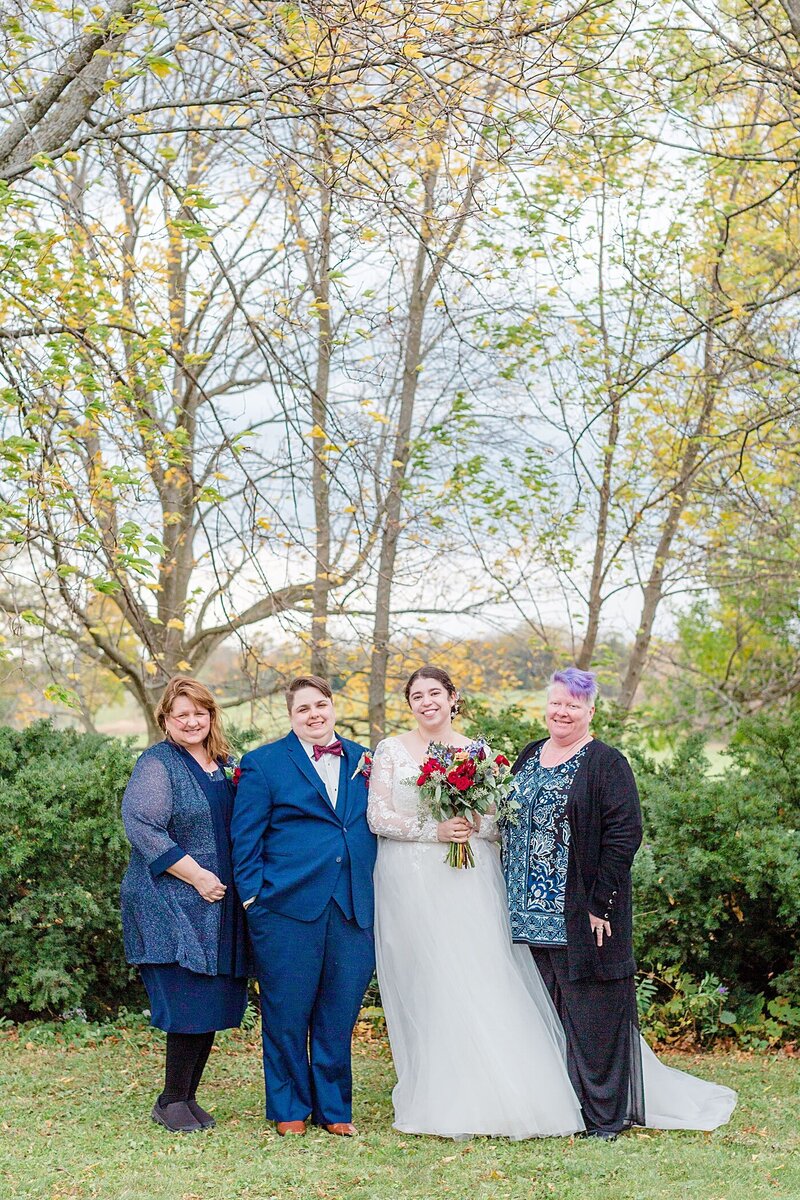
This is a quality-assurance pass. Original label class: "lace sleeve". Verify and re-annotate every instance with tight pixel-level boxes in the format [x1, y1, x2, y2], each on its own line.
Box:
[367, 740, 440, 842]
[477, 812, 500, 842]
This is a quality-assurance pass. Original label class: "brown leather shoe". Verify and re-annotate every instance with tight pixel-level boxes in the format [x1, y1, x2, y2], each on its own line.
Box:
[324, 1122, 357, 1136]
[276, 1120, 306, 1136]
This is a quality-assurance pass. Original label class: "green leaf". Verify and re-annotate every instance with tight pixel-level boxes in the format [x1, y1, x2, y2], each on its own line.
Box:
[43, 684, 79, 708]
[92, 578, 122, 596]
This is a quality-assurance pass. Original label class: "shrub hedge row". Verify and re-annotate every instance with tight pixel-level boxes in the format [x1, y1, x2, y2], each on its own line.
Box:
[1, 713, 798, 1044]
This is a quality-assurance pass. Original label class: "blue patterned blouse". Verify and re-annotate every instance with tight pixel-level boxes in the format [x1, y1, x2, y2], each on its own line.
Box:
[504, 743, 588, 946]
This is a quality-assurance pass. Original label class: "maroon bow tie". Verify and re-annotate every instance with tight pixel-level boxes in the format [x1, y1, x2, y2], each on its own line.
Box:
[313, 740, 343, 761]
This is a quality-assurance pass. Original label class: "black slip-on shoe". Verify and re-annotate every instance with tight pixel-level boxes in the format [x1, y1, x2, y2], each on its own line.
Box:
[151, 1100, 203, 1133]
[188, 1099, 216, 1129]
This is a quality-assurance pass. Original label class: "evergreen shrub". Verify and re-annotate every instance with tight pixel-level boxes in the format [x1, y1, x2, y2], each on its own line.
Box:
[0, 721, 140, 1019]
[632, 726, 800, 1025]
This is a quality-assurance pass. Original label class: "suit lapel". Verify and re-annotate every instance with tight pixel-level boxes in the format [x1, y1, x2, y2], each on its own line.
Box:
[286, 732, 335, 812]
[336, 741, 353, 822]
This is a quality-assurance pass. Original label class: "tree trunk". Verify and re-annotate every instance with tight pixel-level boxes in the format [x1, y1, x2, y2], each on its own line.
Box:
[367, 203, 432, 742]
[309, 132, 333, 677]
[618, 329, 720, 711]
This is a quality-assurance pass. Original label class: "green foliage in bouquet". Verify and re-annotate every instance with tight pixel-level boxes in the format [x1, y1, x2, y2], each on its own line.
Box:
[0, 722, 139, 1019]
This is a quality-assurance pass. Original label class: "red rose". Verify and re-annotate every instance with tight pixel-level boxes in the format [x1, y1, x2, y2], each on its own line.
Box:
[494, 754, 510, 767]
[417, 759, 435, 785]
[232, 766, 242, 787]
[417, 757, 441, 785]
[446, 763, 474, 792]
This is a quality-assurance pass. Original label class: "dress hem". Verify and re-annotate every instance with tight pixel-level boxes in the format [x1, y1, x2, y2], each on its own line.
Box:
[392, 1122, 585, 1140]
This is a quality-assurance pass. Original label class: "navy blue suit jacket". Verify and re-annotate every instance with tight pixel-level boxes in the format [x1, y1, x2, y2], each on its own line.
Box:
[230, 731, 377, 929]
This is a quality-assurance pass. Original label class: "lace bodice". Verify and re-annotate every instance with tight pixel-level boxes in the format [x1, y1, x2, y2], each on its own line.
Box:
[367, 737, 499, 843]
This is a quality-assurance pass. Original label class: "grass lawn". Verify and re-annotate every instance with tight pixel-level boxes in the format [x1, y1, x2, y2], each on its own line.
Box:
[1, 1022, 797, 1200]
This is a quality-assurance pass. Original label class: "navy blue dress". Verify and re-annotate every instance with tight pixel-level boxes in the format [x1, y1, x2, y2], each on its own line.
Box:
[140, 754, 248, 1034]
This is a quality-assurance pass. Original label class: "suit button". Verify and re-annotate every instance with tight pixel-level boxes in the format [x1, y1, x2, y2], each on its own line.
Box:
[343, 827, 347, 833]
[336, 856, 342, 863]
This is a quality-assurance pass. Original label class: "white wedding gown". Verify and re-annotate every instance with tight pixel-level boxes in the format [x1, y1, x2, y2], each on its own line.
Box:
[367, 737, 737, 1139]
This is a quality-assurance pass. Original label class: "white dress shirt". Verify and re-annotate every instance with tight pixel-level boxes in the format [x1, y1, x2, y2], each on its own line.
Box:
[300, 737, 340, 810]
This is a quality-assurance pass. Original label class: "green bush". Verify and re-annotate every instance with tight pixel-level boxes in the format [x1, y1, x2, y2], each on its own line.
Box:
[0, 721, 140, 1019]
[630, 723, 800, 1031]
[636, 964, 800, 1049]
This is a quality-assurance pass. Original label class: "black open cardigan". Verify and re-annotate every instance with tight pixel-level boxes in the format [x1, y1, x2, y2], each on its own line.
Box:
[511, 737, 642, 983]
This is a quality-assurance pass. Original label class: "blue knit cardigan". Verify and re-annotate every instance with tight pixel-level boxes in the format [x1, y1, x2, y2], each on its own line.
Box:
[120, 740, 223, 975]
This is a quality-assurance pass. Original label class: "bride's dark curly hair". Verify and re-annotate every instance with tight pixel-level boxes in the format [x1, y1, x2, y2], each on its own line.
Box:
[404, 665, 461, 717]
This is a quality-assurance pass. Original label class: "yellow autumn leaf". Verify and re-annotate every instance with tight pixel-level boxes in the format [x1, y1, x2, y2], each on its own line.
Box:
[166, 618, 185, 630]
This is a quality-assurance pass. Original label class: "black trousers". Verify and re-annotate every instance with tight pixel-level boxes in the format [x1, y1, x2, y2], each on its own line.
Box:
[532, 946, 644, 1135]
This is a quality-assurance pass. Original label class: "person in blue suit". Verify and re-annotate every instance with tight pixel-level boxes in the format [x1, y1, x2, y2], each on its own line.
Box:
[231, 674, 376, 1137]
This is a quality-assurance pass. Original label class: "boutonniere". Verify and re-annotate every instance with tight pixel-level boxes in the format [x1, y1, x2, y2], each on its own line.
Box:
[220, 758, 241, 786]
[351, 751, 373, 785]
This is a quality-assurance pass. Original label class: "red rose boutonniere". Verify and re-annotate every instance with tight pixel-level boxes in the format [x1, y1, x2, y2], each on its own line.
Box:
[351, 751, 373, 787]
[231, 766, 242, 787]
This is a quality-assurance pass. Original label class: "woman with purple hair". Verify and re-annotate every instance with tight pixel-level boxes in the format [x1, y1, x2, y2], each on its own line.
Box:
[504, 667, 736, 1138]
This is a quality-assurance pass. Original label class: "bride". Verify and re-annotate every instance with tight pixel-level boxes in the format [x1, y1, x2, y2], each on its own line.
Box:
[367, 664, 737, 1140]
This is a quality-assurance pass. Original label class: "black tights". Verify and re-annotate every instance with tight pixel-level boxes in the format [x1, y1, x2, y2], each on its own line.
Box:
[159, 1032, 215, 1106]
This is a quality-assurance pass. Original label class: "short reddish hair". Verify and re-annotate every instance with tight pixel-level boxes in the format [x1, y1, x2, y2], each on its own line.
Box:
[285, 674, 333, 713]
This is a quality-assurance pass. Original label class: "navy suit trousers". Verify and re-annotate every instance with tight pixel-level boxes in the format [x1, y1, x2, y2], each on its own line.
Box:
[247, 899, 375, 1123]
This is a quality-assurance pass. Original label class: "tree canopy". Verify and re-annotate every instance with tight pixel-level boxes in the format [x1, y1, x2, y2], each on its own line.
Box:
[1, 0, 798, 737]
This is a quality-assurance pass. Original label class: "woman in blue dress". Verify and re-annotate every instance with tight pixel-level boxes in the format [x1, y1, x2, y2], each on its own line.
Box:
[121, 677, 249, 1133]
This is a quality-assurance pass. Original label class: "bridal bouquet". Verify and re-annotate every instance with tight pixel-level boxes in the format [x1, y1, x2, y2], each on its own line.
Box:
[415, 739, 516, 868]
